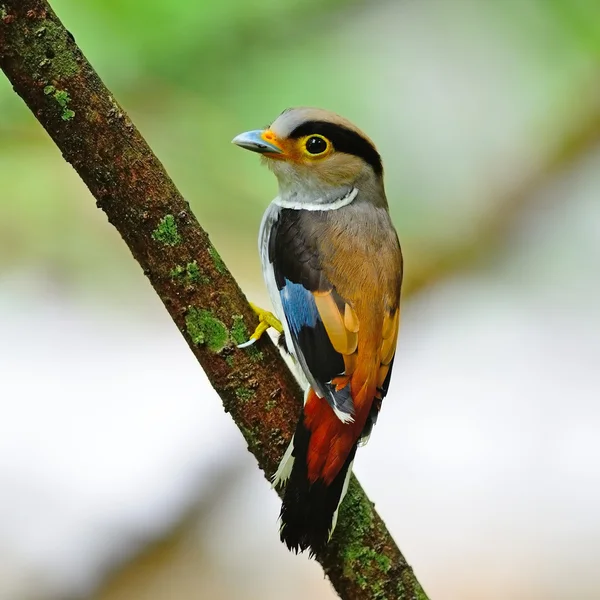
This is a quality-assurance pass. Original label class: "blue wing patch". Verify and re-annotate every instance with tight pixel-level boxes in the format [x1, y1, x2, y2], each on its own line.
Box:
[280, 279, 319, 335]
[270, 210, 356, 421]
[278, 279, 352, 418]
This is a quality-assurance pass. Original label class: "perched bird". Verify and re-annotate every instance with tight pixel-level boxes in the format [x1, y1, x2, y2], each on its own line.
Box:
[232, 108, 403, 556]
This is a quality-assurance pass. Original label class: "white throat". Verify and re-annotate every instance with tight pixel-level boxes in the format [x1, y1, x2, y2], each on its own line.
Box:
[273, 187, 358, 211]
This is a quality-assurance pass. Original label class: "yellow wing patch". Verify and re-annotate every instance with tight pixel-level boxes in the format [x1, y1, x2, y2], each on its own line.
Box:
[380, 309, 400, 366]
[344, 304, 360, 333]
[343, 352, 357, 378]
[313, 292, 358, 355]
[313, 292, 399, 396]
[378, 309, 400, 390]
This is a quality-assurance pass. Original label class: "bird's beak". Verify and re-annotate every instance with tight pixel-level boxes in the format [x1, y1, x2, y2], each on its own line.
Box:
[231, 129, 284, 155]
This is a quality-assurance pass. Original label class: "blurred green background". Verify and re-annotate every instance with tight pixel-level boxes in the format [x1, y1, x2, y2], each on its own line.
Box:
[1, 1, 600, 599]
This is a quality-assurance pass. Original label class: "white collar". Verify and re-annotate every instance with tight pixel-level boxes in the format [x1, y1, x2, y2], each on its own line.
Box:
[273, 187, 358, 211]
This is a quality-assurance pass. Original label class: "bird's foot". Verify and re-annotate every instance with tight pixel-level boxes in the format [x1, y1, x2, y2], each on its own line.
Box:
[237, 302, 283, 348]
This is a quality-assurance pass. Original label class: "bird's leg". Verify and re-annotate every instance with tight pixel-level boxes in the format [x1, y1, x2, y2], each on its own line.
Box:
[237, 302, 283, 348]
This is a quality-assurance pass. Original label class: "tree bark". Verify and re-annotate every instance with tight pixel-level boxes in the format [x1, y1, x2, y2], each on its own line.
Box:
[0, 2, 429, 599]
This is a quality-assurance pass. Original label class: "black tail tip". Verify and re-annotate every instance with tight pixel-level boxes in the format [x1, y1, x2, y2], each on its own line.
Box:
[278, 472, 350, 557]
[279, 518, 329, 557]
[277, 408, 358, 557]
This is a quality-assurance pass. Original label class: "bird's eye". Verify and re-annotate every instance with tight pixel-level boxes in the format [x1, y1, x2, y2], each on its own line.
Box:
[304, 135, 329, 155]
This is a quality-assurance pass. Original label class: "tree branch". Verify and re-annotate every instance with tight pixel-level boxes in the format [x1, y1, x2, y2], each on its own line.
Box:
[0, 2, 428, 599]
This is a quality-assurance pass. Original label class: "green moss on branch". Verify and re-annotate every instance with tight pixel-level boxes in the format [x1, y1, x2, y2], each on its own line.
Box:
[185, 307, 229, 352]
[170, 260, 209, 285]
[152, 214, 182, 246]
[208, 244, 226, 274]
[235, 385, 255, 402]
[43, 84, 74, 120]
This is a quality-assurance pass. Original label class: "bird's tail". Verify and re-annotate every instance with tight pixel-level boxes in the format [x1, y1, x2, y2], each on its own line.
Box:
[273, 387, 360, 556]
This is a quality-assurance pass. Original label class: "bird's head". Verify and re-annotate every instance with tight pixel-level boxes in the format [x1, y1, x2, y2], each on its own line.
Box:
[232, 107, 385, 208]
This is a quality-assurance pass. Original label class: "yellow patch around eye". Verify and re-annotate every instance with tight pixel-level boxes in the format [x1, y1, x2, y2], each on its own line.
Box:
[299, 134, 332, 159]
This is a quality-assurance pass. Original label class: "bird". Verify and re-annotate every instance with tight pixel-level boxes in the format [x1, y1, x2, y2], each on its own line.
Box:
[232, 107, 403, 556]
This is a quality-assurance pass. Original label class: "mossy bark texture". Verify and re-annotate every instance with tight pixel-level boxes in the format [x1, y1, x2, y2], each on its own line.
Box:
[0, 2, 429, 598]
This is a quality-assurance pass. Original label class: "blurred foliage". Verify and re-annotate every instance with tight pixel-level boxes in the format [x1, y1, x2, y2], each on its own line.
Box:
[1, 3, 600, 599]
[1, 0, 600, 302]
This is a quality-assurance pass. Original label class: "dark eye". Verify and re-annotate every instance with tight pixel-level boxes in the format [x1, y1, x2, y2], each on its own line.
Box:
[305, 136, 328, 155]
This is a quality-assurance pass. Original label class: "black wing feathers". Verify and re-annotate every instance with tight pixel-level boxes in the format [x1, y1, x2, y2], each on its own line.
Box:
[270, 209, 345, 392]
[270, 210, 329, 292]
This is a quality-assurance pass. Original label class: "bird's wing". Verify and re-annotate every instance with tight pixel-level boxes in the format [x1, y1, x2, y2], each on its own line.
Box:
[264, 205, 401, 427]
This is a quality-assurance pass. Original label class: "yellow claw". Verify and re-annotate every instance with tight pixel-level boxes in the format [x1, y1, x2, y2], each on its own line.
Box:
[237, 302, 283, 348]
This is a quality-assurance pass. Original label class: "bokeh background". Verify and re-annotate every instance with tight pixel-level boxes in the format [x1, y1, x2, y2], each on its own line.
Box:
[1, 0, 600, 598]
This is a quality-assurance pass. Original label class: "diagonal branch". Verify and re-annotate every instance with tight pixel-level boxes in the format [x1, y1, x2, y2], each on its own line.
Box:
[0, 2, 428, 599]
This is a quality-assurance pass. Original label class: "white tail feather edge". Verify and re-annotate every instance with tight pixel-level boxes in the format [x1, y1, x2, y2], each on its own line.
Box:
[358, 432, 371, 447]
[272, 387, 310, 489]
[332, 404, 355, 424]
[328, 459, 354, 540]
[272, 438, 295, 489]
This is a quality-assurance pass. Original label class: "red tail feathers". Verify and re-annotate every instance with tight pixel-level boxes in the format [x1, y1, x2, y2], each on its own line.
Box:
[304, 387, 357, 485]
[278, 382, 375, 555]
